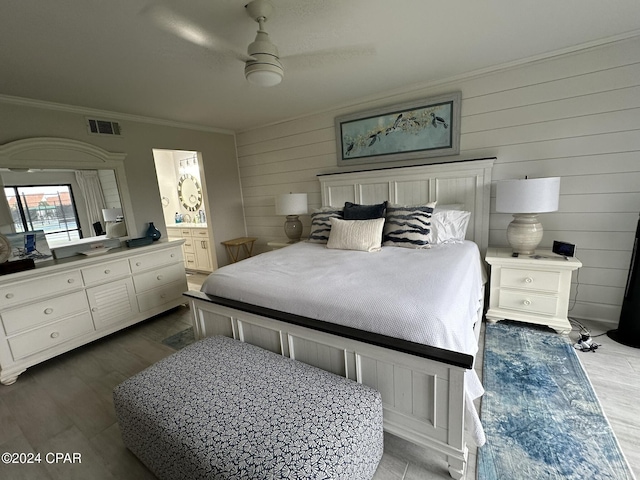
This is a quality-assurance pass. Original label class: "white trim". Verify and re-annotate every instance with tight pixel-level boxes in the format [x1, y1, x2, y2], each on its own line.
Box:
[0, 94, 234, 135]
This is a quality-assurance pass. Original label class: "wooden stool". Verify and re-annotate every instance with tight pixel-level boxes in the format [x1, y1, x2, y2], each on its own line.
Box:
[221, 237, 257, 263]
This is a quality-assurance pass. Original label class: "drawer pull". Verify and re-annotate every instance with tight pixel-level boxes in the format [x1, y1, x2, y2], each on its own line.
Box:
[157, 275, 163, 281]
[525, 277, 533, 283]
[136, 262, 142, 267]
[50, 331, 60, 339]
[170, 253, 175, 258]
[67, 278, 75, 284]
[5, 293, 14, 299]
[161, 293, 167, 298]
[92, 307, 98, 312]
[523, 299, 532, 306]
[104, 269, 111, 274]
[44, 308, 54, 315]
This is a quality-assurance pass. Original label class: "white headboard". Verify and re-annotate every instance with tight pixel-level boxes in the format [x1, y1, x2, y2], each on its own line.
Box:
[318, 159, 495, 254]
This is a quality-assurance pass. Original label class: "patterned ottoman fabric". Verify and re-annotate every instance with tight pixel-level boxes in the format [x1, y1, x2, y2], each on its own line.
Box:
[113, 335, 384, 480]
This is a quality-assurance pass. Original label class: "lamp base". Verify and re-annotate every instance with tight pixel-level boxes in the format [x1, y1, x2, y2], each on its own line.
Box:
[284, 215, 302, 242]
[507, 214, 544, 255]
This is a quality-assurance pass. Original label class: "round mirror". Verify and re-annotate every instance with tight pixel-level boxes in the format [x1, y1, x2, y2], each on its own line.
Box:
[177, 174, 202, 212]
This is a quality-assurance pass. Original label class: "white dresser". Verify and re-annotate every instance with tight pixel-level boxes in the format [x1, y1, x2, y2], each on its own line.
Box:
[0, 240, 188, 385]
[485, 247, 582, 334]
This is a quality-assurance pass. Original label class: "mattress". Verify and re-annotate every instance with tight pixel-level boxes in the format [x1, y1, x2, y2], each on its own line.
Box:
[200, 240, 487, 446]
[202, 240, 485, 358]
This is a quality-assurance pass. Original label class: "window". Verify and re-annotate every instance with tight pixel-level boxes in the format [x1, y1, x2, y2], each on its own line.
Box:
[4, 185, 82, 244]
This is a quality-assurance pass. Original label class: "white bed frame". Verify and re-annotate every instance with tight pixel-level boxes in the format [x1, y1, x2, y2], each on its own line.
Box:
[187, 159, 494, 479]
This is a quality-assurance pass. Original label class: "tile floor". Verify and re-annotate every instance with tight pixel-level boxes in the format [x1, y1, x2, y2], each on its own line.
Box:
[0, 281, 637, 479]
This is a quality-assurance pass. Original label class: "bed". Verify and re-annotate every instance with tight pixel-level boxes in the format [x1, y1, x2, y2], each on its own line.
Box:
[185, 158, 494, 479]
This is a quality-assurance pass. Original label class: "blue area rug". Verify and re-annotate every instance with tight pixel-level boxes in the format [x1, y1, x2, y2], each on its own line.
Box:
[478, 322, 634, 480]
[161, 328, 195, 350]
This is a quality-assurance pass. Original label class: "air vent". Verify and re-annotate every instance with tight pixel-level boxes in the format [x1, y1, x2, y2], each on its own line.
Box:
[86, 118, 122, 136]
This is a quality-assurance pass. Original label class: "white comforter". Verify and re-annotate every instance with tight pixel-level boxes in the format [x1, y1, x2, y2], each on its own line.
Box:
[201, 240, 487, 445]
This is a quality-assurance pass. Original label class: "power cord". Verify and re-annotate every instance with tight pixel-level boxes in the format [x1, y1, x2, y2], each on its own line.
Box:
[569, 317, 601, 352]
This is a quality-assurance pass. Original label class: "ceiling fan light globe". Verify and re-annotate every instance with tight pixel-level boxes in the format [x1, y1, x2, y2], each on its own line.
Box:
[245, 61, 283, 87]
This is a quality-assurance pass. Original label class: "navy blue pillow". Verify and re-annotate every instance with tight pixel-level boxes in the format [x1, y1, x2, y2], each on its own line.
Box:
[343, 202, 387, 220]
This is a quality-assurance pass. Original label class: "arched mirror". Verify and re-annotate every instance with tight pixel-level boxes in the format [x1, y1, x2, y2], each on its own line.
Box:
[0, 137, 135, 247]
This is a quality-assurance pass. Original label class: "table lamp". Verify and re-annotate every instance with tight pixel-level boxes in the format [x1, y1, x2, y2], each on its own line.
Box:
[496, 177, 560, 254]
[275, 193, 307, 242]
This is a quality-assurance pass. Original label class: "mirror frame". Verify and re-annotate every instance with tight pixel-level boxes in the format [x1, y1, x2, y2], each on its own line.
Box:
[0, 137, 136, 239]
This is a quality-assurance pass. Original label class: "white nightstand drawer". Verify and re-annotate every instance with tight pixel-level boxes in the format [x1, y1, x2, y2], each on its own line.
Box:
[129, 247, 183, 273]
[0, 270, 82, 308]
[82, 259, 131, 286]
[8, 312, 95, 361]
[1, 290, 89, 335]
[137, 280, 186, 312]
[498, 291, 559, 316]
[500, 268, 561, 292]
[133, 263, 186, 293]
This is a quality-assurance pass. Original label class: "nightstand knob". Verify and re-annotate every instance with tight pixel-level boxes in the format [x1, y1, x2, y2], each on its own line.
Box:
[525, 277, 533, 283]
[67, 278, 75, 284]
[523, 299, 532, 306]
[136, 262, 142, 267]
[104, 269, 111, 274]
[5, 293, 14, 299]
[44, 308, 54, 315]
[157, 275, 163, 281]
[50, 331, 59, 339]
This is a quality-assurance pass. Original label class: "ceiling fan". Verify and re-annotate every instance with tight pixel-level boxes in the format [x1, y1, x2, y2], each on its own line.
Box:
[145, 0, 374, 87]
[243, 0, 283, 87]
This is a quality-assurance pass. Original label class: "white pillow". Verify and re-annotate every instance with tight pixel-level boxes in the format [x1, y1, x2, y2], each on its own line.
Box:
[326, 218, 385, 252]
[434, 203, 464, 212]
[431, 210, 471, 244]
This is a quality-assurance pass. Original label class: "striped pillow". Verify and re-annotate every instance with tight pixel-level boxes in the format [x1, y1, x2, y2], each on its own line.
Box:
[308, 207, 343, 244]
[383, 202, 436, 248]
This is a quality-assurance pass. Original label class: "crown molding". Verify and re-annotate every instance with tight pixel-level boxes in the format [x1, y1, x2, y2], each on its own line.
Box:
[0, 94, 235, 136]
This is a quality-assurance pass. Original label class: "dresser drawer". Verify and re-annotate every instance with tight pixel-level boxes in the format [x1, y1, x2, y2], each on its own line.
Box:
[81, 259, 131, 286]
[500, 268, 561, 293]
[1, 291, 89, 335]
[129, 247, 183, 273]
[0, 270, 82, 309]
[498, 290, 559, 316]
[137, 280, 187, 312]
[8, 312, 95, 361]
[133, 263, 186, 294]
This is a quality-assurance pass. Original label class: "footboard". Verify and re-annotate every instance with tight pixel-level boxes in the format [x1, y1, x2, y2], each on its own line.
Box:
[186, 292, 471, 479]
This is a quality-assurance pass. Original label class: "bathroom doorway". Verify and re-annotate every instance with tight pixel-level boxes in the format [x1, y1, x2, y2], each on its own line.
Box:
[152, 149, 217, 273]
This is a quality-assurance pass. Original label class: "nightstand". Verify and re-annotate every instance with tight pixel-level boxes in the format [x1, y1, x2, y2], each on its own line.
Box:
[485, 247, 582, 334]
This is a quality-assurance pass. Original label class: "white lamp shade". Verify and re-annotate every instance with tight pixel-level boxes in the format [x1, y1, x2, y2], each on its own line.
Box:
[102, 208, 123, 222]
[275, 194, 308, 216]
[496, 177, 560, 214]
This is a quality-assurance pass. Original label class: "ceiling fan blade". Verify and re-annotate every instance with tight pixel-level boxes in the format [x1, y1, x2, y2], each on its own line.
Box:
[281, 44, 376, 70]
[142, 4, 253, 62]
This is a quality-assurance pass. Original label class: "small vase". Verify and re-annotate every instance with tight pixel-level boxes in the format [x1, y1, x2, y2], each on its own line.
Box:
[146, 222, 161, 241]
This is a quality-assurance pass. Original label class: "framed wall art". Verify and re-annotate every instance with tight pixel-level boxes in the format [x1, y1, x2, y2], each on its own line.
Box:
[335, 91, 461, 167]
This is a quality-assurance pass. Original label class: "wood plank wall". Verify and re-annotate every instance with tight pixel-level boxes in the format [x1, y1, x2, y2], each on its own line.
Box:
[236, 36, 640, 325]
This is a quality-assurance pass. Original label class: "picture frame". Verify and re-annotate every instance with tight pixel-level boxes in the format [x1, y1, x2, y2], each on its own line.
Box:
[335, 91, 461, 167]
[4, 230, 53, 264]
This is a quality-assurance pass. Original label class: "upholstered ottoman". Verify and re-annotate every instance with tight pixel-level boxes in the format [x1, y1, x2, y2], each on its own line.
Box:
[113, 335, 383, 480]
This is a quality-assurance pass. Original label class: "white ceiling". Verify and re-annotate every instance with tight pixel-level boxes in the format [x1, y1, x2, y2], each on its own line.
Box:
[2, 1, 640, 132]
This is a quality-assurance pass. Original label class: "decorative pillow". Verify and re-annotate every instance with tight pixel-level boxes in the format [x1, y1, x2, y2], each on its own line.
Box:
[326, 218, 385, 252]
[343, 202, 387, 220]
[383, 202, 436, 249]
[431, 210, 471, 244]
[308, 207, 343, 244]
[105, 221, 127, 238]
